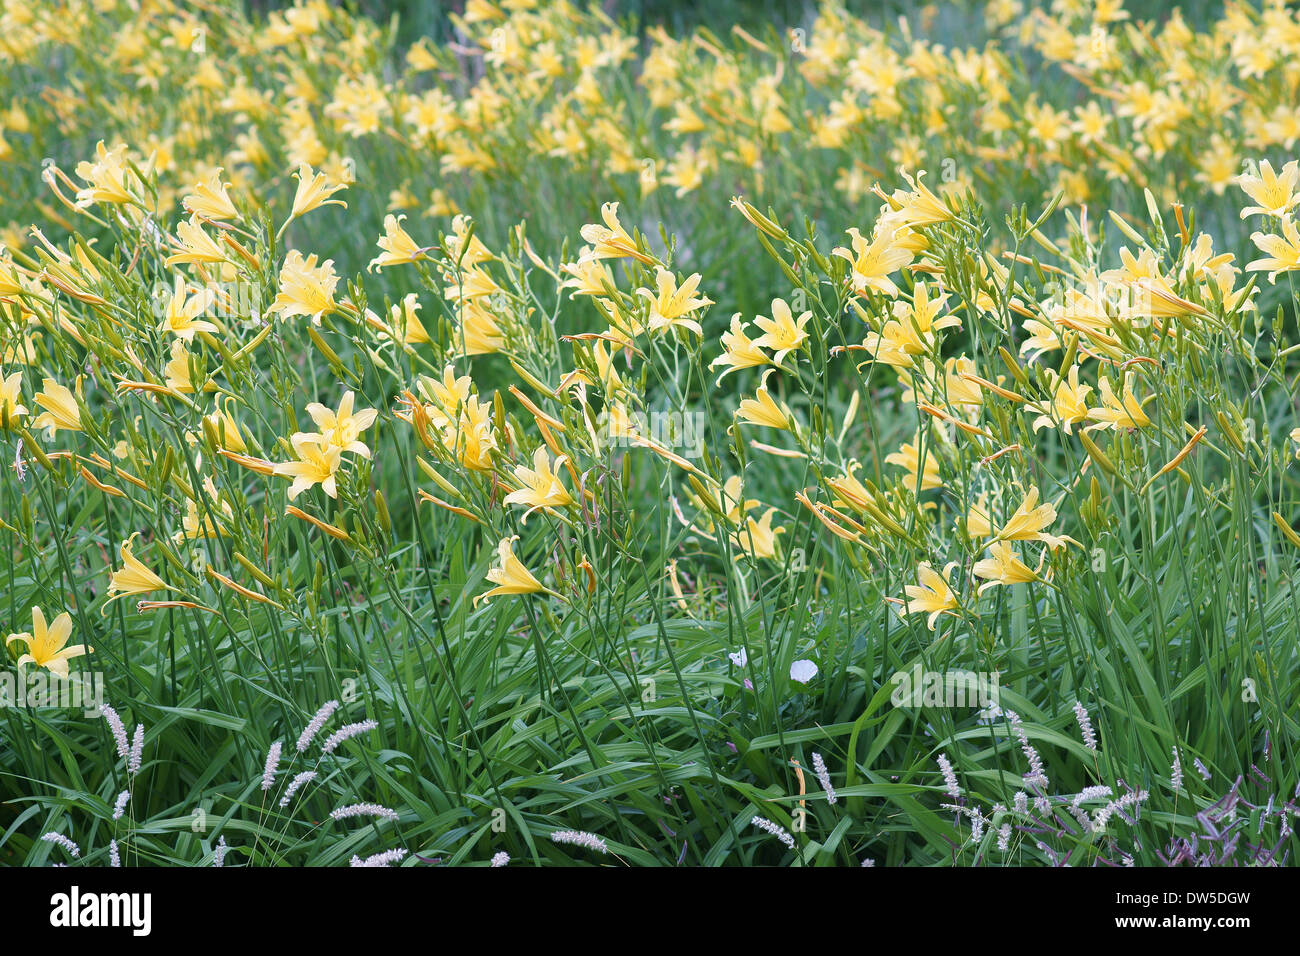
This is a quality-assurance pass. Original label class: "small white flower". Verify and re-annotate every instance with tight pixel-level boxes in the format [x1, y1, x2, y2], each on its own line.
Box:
[789, 659, 818, 683]
[728, 648, 747, 668]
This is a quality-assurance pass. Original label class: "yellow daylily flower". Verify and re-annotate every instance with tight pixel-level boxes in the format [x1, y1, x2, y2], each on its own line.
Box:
[751, 297, 811, 365]
[972, 541, 1043, 594]
[474, 535, 558, 605]
[832, 225, 914, 298]
[450, 299, 505, 355]
[205, 399, 248, 453]
[901, 561, 959, 630]
[418, 365, 473, 428]
[0, 371, 28, 427]
[579, 201, 655, 265]
[106, 532, 175, 606]
[368, 214, 427, 270]
[267, 250, 339, 323]
[446, 215, 494, 267]
[709, 313, 771, 384]
[885, 430, 943, 492]
[290, 162, 348, 219]
[273, 434, 344, 499]
[735, 369, 793, 430]
[297, 390, 378, 458]
[1029, 365, 1092, 433]
[6, 606, 91, 678]
[1245, 215, 1300, 282]
[164, 339, 197, 393]
[1238, 159, 1300, 219]
[32, 377, 83, 438]
[74, 141, 137, 208]
[182, 167, 238, 221]
[164, 215, 227, 268]
[159, 276, 218, 340]
[1087, 375, 1152, 430]
[387, 293, 430, 345]
[994, 487, 1079, 549]
[639, 267, 713, 336]
[503, 445, 574, 521]
[439, 395, 497, 471]
[730, 506, 785, 559]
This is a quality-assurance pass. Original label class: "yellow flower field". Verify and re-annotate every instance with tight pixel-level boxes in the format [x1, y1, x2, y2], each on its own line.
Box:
[1, 0, 1299, 868]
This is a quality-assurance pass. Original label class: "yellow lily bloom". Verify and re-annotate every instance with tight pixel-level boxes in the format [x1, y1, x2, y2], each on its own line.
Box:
[995, 487, 1078, 549]
[730, 506, 785, 559]
[164, 339, 197, 394]
[273, 434, 343, 499]
[447, 299, 502, 356]
[418, 365, 473, 428]
[297, 390, 378, 458]
[735, 369, 792, 430]
[439, 395, 497, 471]
[74, 141, 136, 208]
[885, 431, 943, 492]
[446, 215, 494, 267]
[205, 399, 248, 453]
[832, 225, 914, 298]
[1245, 215, 1300, 282]
[268, 250, 338, 324]
[579, 201, 655, 265]
[1087, 375, 1152, 430]
[32, 377, 83, 438]
[751, 297, 811, 365]
[387, 293, 430, 345]
[290, 162, 348, 219]
[972, 541, 1042, 594]
[182, 167, 238, 221]
[368, 214, 426, 270]
[6, 606, 91, 678]
[504, 445, 574, 521]
[709, 313, 771, 384]
[639, 267, 713, 336]
[1238, 159, 1300, 219]
[106, 533, 175, 605]
[1030, 365, 1092, 433]
[159, 276, 218, 340]
[901, 561, 960, 630]
[0, 371, 28, 427]
[474, 535, 556, 605]
[164, 215, 227, 268]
